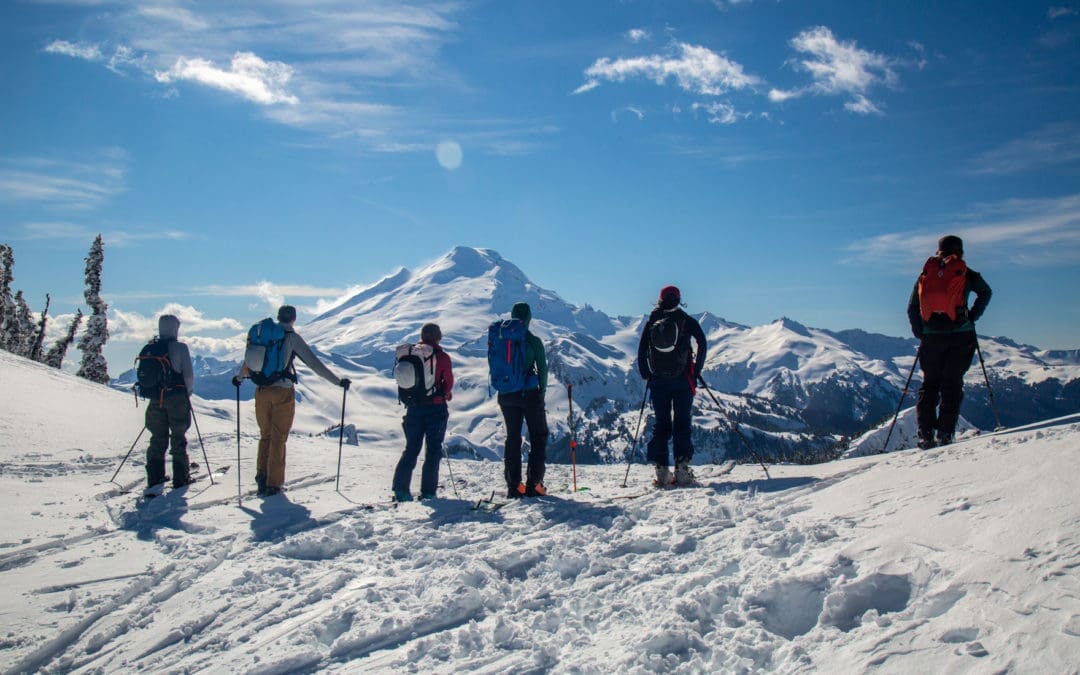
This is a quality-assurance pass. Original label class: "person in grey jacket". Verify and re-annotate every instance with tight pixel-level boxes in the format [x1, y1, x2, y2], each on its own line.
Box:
[233, 305, 350, 496]
[145, 314, 196, 492]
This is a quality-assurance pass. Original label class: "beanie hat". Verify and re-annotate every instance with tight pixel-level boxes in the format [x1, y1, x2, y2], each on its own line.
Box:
[511, 302, 532, 326]
[158, 314, 180, 340]
[420, 323, 442, 344]
[938, 235, 963, 256]
[658, 285, 681, 310]
[277, 305, 297, 323]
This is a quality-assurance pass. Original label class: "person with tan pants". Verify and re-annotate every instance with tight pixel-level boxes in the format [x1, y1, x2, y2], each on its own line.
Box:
[234, 305, 350, 496]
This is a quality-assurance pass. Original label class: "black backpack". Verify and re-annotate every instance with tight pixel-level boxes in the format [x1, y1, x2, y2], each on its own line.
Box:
[135, 338, 184, 402]
[648, 312, 690, 378]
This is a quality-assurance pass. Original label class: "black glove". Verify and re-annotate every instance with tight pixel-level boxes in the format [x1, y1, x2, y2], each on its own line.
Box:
[231, 376, 243, 387]
[340, 378, 351, 390]
[910, 327, 922, 340]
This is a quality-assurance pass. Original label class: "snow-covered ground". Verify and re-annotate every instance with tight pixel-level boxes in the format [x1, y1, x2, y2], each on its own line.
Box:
[2, 349, 1079, 673]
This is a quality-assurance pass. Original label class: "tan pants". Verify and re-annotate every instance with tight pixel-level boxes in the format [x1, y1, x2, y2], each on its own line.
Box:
[255, 386, 296, 488]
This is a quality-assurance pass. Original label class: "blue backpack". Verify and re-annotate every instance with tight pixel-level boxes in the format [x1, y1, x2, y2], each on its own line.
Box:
[244, 318, 292, 386]
[487, 319, 528, 393]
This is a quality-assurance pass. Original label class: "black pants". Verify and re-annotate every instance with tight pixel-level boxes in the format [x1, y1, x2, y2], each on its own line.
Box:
[499, 389, 548, 489]
[393, 403, 449, 497]
[145, 392, 191, 485]
[646, 375, 695, 466]
[916, 331, 977, 438]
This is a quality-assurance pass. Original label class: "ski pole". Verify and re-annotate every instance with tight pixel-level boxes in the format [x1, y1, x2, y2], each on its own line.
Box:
[235, 381, 242, 506]
[441, 443, 462, 499]
[974, 334, 1003, 430]
[336, 383, 347, 492]
[110, 426, 147, 484]
[696, 376, 771, 479]
[188, 399, 215, 485]
[881, 349, 920, 454]
[621, 383, 650, 488]
[567, 383, 578, 493]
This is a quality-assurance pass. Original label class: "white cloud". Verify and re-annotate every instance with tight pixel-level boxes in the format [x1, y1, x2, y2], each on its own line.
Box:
[966, 123, 1080, 176]
[1049, 6, 1078, 19]
[769, 26, 898, 114]
[575, 42, 762, 97]
[155, 52, 299, 105]
[109, 304, 246, 355]
[39, 1, 497, 154]
[850, 193, 1080, 268]
[627, 29, 650, 43]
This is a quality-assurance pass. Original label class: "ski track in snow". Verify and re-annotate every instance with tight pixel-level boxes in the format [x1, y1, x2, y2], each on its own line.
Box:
[2, 350, 1080, 673]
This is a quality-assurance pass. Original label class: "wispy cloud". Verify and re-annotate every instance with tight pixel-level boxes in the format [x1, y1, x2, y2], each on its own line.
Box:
[574, 41, 762, 96]
[612, 105, 645, 122]
[966, 123, 1080, 176]
[769, 26, 899, 115]
[1049, 6, 1078, 19]
[43, 39, 145, 74]
[627, 29, 650, 43]
[0, 153, 127, 209]
[44, 39, 102, 61]
[188, 281, 365, 322]
[16, 222, 190, 246]
[850, 193, 1080, 268]
[155, 52, 299, 106]
[690, 101, 749, 125]
[190, 282, 355, 299]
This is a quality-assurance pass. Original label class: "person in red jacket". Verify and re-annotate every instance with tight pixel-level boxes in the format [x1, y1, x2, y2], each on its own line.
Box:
[906, 235, 992, 449]
[392, 323, 454, 501]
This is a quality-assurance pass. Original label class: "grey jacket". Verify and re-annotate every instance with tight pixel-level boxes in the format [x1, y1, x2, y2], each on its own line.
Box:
[158, 315, 195, 393]
[238, 324, 343, 388]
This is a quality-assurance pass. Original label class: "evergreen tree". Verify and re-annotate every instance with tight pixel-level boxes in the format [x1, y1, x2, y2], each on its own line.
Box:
[0, 244, 14, 352]
[44, 309, 82, 369]
[29, 294, 50, 362]
[76, 235, 109, 383]
[13, 290, 34, 357]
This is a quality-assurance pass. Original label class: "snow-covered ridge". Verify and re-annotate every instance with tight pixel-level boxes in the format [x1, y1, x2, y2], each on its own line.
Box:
[5, 347, 1080, 672]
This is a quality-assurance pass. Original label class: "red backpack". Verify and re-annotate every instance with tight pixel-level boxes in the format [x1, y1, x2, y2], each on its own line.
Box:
[918, 255, 968, 321]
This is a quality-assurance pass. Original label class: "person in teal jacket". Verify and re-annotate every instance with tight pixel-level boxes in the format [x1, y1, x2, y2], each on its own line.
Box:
[498, 302, 549, 497]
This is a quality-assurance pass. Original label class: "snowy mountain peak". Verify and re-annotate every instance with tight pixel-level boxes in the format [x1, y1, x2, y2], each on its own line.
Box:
[772, 316, 813, 338]
[423, 246, 508, 283]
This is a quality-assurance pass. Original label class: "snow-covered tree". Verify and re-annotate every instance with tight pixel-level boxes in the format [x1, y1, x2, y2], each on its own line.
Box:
[44, 308, 82, 369]
[13, 290, 34, 357]
[76, 235, 109, 383]
[29, 294, 50, 362]
[0, 244, 15, 352]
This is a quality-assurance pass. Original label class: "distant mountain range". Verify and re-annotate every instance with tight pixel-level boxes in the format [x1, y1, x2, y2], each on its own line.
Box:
[113, 247, 1080, 463]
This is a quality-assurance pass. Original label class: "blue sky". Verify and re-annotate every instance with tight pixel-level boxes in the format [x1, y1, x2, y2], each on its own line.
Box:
[1, 0, 1078, 372]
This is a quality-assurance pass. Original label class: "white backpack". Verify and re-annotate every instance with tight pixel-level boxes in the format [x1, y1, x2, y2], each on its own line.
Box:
[393, 343, 438, 405]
